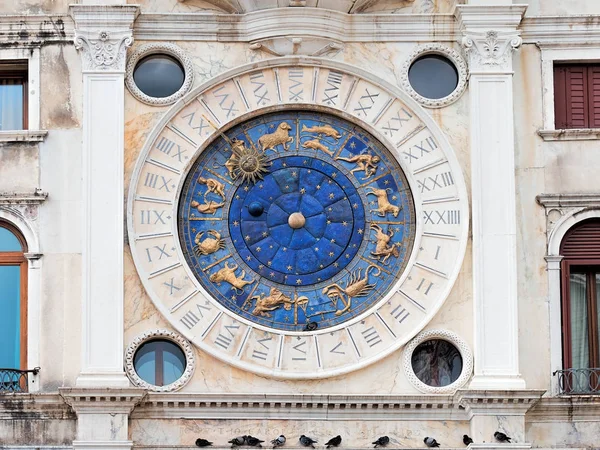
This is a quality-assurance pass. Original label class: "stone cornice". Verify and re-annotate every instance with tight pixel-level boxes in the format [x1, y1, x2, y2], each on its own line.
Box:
[522, 15, 600, 46]
[0, 130, 48, 143]
[0, 393, 75, 420]
[131, 393, 466, 421]
[60, 388, 147, 415]
[536, 193, 600, 209]
[454, 5, 528, 31]
[0, 189, 48, 205]
[456, 390, 545, 418]
[527, 395, 600, 422]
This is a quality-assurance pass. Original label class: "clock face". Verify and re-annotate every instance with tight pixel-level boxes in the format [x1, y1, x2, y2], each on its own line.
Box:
[178, 111, 416, 332]
[128, 60, 468, 379]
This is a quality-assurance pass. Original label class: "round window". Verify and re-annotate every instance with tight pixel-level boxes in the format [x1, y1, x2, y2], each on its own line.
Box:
[133, 339, 186, 387]
[408, 55, 459, 100]
[410, 339, 463, 387]
[133, 54, 185, 99]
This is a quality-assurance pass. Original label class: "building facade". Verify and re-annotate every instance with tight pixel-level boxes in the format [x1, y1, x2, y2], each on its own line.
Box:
[1, 0, 600, 448]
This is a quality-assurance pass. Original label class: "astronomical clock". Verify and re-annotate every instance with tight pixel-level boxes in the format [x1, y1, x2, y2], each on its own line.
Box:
[128, 60, 469, 379]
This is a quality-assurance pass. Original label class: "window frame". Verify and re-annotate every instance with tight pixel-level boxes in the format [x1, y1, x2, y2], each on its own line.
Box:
[539, 46, 600, 141]
[0, 220, 28, 371]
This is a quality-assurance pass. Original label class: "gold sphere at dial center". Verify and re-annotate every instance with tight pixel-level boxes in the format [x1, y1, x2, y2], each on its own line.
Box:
[288, 212, 306, 229]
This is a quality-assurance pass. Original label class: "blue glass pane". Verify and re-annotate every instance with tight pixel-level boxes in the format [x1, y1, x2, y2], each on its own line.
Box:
[0, 265, 20, 368]
[162, 346, 186, 385]
[0, 84, 24, 131]
[134, 346, 156, 385]
[0, 227, 22, 251]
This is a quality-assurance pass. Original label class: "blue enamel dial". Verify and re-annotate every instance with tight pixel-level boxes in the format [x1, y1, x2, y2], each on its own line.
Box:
[178, 111, 415, 332]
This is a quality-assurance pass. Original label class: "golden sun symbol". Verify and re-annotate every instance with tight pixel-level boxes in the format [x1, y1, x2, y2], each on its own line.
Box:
[229, 138, 269, 184]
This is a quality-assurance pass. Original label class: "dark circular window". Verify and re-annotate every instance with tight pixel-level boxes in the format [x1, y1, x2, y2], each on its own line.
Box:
[408, 55, 459, 100]
[133, 339, 186, 387]
[133, 54, 185, 99]
[411, 339, 462, 387]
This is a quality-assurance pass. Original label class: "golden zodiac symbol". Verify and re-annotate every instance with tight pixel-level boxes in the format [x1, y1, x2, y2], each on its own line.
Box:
[301, 139, 334, 157]
[258, 122, 294, 151]
[191, 200, 225, 215]
[250, 287, 309, 318]
[369, 224, 400, 264]
[209, 262, 255, 293]
[194, 230, 225, 256]
[322, 265, 381, 316]
[301, 124, 342, 140]
[366, 187, 401, 218]
[197, 176, 226, 200]
[336, 151, 380, 180]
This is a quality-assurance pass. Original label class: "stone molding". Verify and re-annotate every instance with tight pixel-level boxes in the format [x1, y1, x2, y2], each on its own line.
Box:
[0, 393, 75, 420]
[0, 130, 48, 143]
[527, 396, 600, 422]
[538, 128, 600, 141]
[124, 329, 195, 392]
[400, 43, 468, 108]
[0, 189, 48, 205]
[456, 390, 545, 418]
[461, 30, 522, 73]
[536, 193, 600, 243]
[403, 329, 473, 394]
[59, 388, 147, 415]
[70, 5, 139, 73]
[125, 43, 194, 105]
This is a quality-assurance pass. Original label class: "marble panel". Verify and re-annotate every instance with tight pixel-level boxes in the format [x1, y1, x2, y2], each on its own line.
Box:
[527, 421, 600, 448]
[0, 143, 39, 192]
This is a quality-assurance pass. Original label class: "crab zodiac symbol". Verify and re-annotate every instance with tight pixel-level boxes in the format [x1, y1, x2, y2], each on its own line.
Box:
[193, 230, 225, 256]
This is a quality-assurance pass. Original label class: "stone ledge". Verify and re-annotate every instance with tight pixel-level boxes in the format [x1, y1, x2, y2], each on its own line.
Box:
[538, 128, 600, 141]
[527, 395, 600, 422]
[536, 193, 600, 208]
[0, 189, 48, 205]
[0, 393, 75, 420]
[0, 130, 48, 143]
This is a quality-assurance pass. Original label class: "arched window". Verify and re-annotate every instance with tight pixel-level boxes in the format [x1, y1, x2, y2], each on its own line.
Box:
[560, 219, 600, 370]
[0, 221, 27, 371]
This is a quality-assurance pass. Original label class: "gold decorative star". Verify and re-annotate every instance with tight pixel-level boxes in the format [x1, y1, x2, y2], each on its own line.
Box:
[358, 228, 364, 234]
[329, 252, 334, 257]
[287, 265, 293, 271]
[296, 279, 302, 285]
[262, 231, 268, 237]
[330, 238, 336, 243]
[256, 246, 262, 252]
[243, 186, 249, 192]
[233, 220, 239, 226]
[342, 221, 348, 226]
[245, 235, 251, 240]
[329, 193, 335, 199]
[300, 188, 306, 194]
[327, 220, 331, 225]
[246, 255, 251, 261]
[268, 261, 272, 266]
[333, 262, 339, 267]
[270, 272, 275, 277]
[316, 185, 321, 190]
[314, 247, 319, 252]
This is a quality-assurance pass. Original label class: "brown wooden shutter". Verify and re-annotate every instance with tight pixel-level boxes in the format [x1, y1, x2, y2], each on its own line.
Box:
[589, 66, 600, 128]
[554, 65, 595, 129]
[560, 219, 600, 259]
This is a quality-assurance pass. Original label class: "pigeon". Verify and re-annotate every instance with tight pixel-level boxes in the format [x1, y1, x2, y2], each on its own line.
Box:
[494, 432, 511, 443]
[300, 435, 318, 448]
[228, 436, 247, 447]
[424, 437, 440, 448]
[303, 321, 318, 331]
[271, 435, 286, 448]
[325, 435, 342, 448]
[372, 436, 390, 448]
[463, 435, 473, 446]
[195, 438, 213, 447]
[247, 435, 265, 447]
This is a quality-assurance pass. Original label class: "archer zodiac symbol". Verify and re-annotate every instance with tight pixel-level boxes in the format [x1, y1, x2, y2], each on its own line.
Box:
[209, 262, 254, 293]
[370, 224, 400, 264]
[197, 176, 226, 200]
[336, 151, 380, 180]
[366, 187, 401, 217]
[193, 230, 225, 256]
[258, 122, 294, 151]
[250, 287, 309, 318]
[301, 124, 342, 140]
[322, 265, 381, 316]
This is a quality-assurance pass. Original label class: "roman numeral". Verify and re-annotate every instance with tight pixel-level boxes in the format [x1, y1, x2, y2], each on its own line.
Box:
[292, 339, 307, 360]
[163, 277, 182, 295]
[213, 85, 238, 118]
[329, 342, 345, 355]
[417, 171, 454, 193]
[154, 137, 188, 163]
[353, 88, 379, 116]
[140, 210, 167, 225]
[179, 303, 212, 329]
[401, 135, 438, 162]
[389, 304, 410, 324]
[251, 335, 272, 361]
[288, 68, 304, 101]
[423, 210, 461, 225]
[322, 70, 343, 105]
[144, 172, 172, 192]
[434, 245, 441, 260]
[416, 278, 434, 295]
[214, 323, 240, 350]
[181, 111, 209, 136]
[145, 244, 172, 262]
[381, 108, 413, 137]
[249, 71, 270, 106]
[361, 326, 382, 347]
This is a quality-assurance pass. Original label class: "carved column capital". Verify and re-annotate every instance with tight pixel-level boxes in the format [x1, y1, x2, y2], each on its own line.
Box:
[461, 30, 522, 73]
[70, 5, 139, 73]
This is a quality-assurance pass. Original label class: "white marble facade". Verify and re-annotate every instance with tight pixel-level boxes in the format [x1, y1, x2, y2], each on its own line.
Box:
[1, 0, 600, 449]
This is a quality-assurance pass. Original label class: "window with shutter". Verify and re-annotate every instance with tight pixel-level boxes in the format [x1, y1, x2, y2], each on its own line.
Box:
[554, 64, 600, 130]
